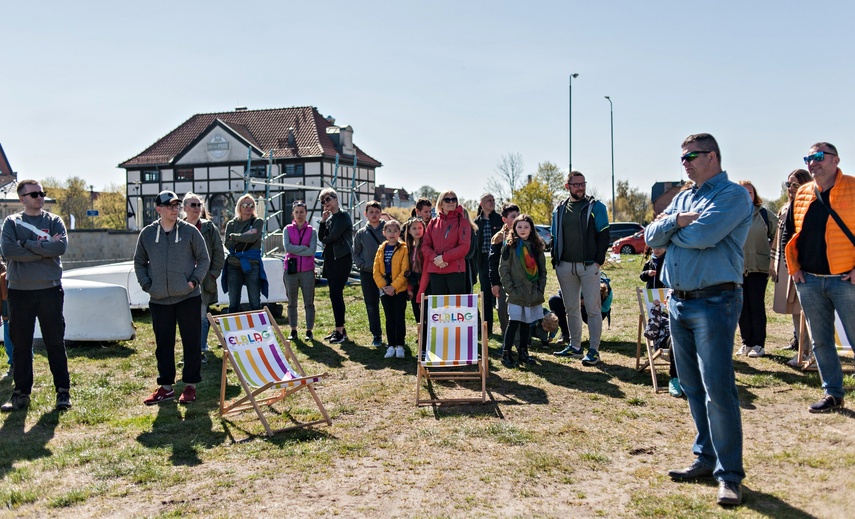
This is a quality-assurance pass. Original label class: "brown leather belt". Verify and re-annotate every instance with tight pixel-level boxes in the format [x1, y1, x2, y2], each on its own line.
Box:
[673, 282, 740, 300]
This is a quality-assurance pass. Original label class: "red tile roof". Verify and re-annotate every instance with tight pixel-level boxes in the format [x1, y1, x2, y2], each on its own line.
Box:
[119, 106, 382, 169]
[0, 142, 14, 178]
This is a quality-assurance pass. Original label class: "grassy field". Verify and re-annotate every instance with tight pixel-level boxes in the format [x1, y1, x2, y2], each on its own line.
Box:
[0, 255, 854, 518]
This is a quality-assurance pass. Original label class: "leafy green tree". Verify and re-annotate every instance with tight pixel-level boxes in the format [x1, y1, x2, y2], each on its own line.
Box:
[613, 180, 653, 224]
[513, 178, 553, 224]
[95, 183, 128, 230]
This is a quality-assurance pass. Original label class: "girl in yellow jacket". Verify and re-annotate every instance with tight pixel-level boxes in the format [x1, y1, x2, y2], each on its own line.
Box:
[373, 220, 410, 358]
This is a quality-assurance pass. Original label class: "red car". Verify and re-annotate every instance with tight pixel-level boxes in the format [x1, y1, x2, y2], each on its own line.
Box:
[612, 230, 646, 255]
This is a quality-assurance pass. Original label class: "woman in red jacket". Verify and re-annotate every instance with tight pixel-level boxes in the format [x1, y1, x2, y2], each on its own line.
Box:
[421, 190, 472, 295]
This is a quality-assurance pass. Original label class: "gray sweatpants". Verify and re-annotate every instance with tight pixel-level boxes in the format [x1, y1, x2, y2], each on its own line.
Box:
[555, 261, 602, 351]
[284, 270, 316, 330]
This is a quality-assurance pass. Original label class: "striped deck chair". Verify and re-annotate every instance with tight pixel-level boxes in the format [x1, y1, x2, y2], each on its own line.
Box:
[635, 287, 673, 393]
[415, 293, 488, 406]
[208, 307, 331, 436]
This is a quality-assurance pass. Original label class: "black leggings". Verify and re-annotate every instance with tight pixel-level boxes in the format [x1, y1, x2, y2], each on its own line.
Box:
[325, 254, 352, 327]
[428, 272, 467, 295]
[503, 320, 531, 354]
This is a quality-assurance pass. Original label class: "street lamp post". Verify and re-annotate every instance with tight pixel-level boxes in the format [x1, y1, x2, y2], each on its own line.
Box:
[569, 73, 579, 171]
[605, 96, 615, 220]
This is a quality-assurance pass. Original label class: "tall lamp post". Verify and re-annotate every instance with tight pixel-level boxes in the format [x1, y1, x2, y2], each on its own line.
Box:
[569, 73, 579, 171]
[604, 96, 615, 219]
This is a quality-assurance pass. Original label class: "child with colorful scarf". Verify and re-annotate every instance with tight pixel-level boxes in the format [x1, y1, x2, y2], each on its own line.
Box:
[498, 214, 547, 368]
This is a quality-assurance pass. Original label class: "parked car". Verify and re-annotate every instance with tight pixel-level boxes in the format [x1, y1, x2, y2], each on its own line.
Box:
[612, 230, 646, 255]
[535, 225, 553, 251]
[609, 222, 644, 245]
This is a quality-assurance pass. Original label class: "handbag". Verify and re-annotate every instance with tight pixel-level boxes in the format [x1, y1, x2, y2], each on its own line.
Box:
[286, 257, 298, 275]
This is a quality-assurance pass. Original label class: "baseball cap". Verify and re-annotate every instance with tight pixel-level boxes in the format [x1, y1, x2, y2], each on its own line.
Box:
[155, 191, 179, 206]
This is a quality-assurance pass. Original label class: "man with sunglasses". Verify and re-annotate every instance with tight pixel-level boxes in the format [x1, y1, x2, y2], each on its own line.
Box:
[786, 142, 855, 414]
[1, 180, 71, 412]
[551, 171, 610, 366]
[646, 133, 752, 506]
[135, 191, 210, 406]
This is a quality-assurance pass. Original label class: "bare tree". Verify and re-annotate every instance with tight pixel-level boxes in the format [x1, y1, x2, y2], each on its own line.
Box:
[485, 152, 525, 203]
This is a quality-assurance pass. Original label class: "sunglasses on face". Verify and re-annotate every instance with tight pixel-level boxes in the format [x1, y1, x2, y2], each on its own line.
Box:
[803, 151, 836, 165]
[25, 191, 47, 199]
[680, 151, 712, 163]
[443, 197, 458, 203]
[321, 196, 336, 204]
[785, 182, 800, 188]
[185, 202, 202, 208]
[241, 203, 255, 209]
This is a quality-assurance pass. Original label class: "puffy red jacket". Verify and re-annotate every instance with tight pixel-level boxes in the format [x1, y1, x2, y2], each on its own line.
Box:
[421, 206, 472, 275]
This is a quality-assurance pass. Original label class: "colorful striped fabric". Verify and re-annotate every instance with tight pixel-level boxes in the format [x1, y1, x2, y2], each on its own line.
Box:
[217, 312, 319, 389]
[423, 294, 479, 367]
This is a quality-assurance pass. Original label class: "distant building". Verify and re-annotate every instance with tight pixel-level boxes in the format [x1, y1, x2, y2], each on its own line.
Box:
[118, 106, 382, 231]
[651, 180, 686, 216]
[374, 184, 410, 208]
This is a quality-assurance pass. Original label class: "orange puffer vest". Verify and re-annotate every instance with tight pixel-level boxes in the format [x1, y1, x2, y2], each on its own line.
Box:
[785, 168, 855, 275]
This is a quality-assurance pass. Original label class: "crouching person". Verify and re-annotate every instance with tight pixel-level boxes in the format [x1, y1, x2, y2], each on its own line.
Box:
[135, 191, 210, 405]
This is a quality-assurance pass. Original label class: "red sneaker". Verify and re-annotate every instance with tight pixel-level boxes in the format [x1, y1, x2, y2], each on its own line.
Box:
[144, 387, 175, 406]
[178, 385, 196, 404]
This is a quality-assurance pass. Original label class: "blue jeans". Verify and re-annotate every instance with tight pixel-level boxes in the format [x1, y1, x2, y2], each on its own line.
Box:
[669, 288, 744, 483]
[227, 262, 262, 313]
[200, 302, 210, 352]
[795, 273, 855, 400]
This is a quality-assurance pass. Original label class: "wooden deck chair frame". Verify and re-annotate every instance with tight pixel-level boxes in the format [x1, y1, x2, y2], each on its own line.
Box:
[208, 306, 331, 436]
[635, 287, 672, 393]
[415, 293, 489, 406]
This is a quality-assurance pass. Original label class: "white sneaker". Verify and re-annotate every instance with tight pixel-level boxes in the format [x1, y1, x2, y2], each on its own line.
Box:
[395, 345, 405, 358]
[736, 344, 750, 356]
[747, 345, 765, 358]
[787, 353, 802, 367]
[384, 346, 396, 358]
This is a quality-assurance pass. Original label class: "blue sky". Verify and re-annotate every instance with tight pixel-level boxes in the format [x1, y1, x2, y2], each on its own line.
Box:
[2, 1, 853, 206]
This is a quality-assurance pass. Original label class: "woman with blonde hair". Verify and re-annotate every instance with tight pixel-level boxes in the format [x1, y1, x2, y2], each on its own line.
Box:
[736, 180, 777, 358]
[421, 189, 471, 295]
[222, 193, 266, 313]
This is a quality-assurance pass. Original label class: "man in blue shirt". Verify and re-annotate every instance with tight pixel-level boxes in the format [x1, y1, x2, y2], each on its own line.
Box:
[645, 133, 752, 507]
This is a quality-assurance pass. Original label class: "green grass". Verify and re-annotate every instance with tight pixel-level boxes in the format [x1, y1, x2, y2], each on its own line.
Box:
[0, 257, 853, 517]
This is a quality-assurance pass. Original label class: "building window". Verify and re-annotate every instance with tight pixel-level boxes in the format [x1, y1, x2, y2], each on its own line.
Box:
[142, 196, 156, 225]
[284, 164, 304, 176]
[142, 170, 160, 182]
[249, 165, 266, 178]
[176, 168, 194, 180]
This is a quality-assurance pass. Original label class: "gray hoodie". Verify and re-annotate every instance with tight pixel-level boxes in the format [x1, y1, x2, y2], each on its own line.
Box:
[353, 221, 385, 273]
[1, 211, 67, 290]
[134, 219, 210, 305]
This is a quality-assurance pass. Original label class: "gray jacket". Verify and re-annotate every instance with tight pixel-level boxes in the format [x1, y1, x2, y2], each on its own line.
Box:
[197, 218, 225, 305]
[498, 240, 547, 307]
[353, 222, 385, 272]
[0, 211, 67, 290]
[134, 219, 210, 305]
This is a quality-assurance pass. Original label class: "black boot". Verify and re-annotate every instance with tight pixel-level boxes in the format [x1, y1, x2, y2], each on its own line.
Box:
[501, 349, 517, 368]
[519, 343, 536, 365]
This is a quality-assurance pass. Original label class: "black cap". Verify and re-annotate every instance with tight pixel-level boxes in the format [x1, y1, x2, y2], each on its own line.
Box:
[155, 191, 179, 206]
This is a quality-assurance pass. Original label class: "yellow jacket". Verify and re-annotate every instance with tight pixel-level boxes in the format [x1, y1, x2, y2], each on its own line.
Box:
[373, 241, 410, 294]
[786, 168, 855, 275]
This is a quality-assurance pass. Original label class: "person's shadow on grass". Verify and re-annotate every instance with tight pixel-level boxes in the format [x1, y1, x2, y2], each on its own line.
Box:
[136, 386, 226, 467]
[0, 407, 60, 480]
